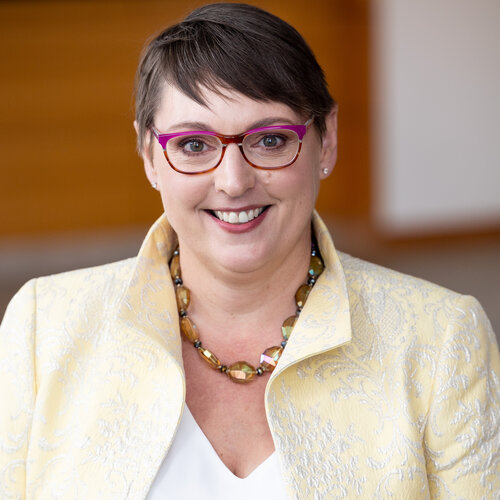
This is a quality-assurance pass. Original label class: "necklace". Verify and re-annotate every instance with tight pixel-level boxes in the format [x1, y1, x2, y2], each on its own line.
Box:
[169, 242, 324, 384]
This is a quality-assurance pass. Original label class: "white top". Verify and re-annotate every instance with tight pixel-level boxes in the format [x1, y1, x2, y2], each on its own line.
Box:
[147, 406, 289, 499]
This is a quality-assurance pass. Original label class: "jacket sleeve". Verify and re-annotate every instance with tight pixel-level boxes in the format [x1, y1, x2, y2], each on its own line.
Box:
[0, 280, 37, 499]
[425, 294, 500, 499]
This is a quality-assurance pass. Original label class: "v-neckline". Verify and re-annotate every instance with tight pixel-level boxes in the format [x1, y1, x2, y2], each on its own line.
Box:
[184, 404, 277, 480]
[147, 404, 289, 499]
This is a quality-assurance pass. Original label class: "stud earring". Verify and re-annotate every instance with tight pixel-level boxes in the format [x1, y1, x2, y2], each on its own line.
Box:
[322, 168, 329, 175]
[151, 182, 158, 189]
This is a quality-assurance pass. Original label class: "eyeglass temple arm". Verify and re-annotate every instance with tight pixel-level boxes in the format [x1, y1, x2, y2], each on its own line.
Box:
[151, 126, 167, 149]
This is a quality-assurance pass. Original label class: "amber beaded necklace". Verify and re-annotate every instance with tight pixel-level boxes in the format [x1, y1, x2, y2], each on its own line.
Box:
[170, 242, 324, 384]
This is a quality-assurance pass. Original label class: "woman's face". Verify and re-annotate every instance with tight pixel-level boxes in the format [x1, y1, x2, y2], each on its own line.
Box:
[140, 84, 337, 275]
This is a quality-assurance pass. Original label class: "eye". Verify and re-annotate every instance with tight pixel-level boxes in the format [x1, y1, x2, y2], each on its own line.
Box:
[179, 138, 209, 154]
[257, 134, 286, 149]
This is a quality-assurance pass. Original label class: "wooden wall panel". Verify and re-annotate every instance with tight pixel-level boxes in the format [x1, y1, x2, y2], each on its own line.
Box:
[0, 0, 370, 236]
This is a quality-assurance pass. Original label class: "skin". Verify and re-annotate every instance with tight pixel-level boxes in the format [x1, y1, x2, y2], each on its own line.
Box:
[137, 84, 337, 478]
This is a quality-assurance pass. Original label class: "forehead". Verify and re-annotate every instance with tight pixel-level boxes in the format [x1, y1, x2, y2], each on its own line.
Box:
[155, 83, 302, 133]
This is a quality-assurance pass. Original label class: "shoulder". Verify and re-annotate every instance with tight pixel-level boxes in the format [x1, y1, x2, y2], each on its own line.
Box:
[0, 258, 140, 381]
[37, 257, 135, 293]
[39, 258, 137, 317]
[2, 258, 137, 326]
[36, 256, 136, 285]
[338, 250, 461, 313]
[336, 251, 495, 356]
[338, 250, 458, 300]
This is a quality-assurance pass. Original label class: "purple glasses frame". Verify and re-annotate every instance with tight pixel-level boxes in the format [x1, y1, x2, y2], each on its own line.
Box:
[151, 118, 314, 175]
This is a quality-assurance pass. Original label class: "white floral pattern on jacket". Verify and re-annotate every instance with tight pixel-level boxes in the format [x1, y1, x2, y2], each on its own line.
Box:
[1, 212, 499, 499]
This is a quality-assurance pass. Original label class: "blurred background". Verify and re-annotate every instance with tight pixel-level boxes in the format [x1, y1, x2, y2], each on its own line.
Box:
[0, 0, 499, 340]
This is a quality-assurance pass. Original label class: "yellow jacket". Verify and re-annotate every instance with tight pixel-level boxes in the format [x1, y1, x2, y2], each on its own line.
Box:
[1, 213, 499, 499]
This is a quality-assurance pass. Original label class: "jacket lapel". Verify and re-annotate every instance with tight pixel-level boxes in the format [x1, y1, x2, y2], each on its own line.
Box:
[264, 212, 352, 499]
[268, 212, 352, 383]
[98, 214, 186, 497]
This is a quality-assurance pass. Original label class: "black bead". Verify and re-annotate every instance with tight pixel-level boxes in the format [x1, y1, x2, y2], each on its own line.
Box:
[311, 249, 317, 256]
[194, 341, 202, 348]
[308, 276, 316, 285]
[174, 278, 183, 285]
[220, 365, 227, 372]
[281, 340, 288, 347]
[180, 310, 187, 318]
[296, 308, 302, 315]
[256, 367, 264, 376]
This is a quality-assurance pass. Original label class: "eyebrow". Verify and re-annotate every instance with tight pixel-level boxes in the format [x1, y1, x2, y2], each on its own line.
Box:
[162, 116, 297, 134]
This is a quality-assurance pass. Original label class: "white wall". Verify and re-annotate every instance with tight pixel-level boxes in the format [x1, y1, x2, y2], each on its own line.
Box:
[372, 0, 500, 235]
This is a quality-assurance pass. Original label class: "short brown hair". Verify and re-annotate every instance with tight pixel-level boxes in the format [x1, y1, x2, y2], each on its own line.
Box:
[134, 2, 335, 153]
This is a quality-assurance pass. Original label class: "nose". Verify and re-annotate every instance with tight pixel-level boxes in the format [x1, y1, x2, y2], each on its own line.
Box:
[213, 143, 256, 197]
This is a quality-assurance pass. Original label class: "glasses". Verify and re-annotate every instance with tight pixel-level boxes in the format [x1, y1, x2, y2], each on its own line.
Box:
[151, 118, 313, 175]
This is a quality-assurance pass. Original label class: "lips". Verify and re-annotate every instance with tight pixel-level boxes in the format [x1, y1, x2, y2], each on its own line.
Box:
[210, 207, 267, 224]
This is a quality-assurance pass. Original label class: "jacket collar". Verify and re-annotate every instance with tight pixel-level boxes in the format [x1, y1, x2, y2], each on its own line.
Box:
[116, 215, 182, 365]
[268, 211, 352, 383]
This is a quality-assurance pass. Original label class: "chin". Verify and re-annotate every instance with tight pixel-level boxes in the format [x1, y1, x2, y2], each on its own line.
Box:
[214, 244, 270, 274]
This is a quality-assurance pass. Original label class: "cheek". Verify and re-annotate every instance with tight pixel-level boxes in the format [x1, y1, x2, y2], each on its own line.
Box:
[158, 172, 208, 218]
[278, 161, 320, 202]
[262, 170, 272, 185]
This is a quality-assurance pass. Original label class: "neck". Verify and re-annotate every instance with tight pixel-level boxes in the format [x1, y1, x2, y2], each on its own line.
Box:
[177, 231, 312, 336]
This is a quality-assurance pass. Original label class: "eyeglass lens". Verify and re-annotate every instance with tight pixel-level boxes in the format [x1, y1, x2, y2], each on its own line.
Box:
[166, 129, 300, 173]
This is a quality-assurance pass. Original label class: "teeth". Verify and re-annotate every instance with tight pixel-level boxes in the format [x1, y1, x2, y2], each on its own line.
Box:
[214, 207, 264, 224]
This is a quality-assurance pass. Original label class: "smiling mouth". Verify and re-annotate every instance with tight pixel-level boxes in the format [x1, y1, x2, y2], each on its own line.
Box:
[209, 206, 269, 224]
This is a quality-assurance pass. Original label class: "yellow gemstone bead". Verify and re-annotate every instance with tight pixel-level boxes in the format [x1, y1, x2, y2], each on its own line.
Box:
[175, 286, 190, 314]
[198, 347, 221, 369]
[281, 315, 297, 340]
[260, 346, 283, 372]
[309, 255, 324, 278]
[295, 284, 312, 309]
[170, 254, 181, 280]
[180, 317, 199, 343]
[227, 362, 256, 383]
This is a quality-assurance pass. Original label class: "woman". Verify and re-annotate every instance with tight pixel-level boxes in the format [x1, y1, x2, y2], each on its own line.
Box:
[1, 3, 498, 499]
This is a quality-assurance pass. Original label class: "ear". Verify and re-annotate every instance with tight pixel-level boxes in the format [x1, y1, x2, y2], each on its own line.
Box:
[318, 106, 338, 179]
[134, 120, 158, 187]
